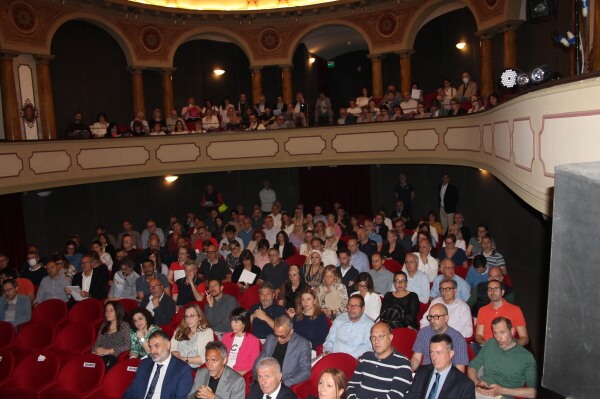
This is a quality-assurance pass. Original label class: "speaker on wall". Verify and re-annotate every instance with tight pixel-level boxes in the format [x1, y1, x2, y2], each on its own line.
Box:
[528, 0, 558, 18]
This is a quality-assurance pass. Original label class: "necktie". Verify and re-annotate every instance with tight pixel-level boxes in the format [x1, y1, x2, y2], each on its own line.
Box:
[266, 396, 272, 399]
[145, 364, 163, 399]
[427, 372, 440, 399]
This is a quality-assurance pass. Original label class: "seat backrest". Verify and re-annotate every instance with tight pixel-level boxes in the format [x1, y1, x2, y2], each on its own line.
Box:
[13, 320, 56, 349]
[454, 266, 468, 279]
[391, 327, 418, 359]
[222, 282, 241, 301]
[97, 357, 141, 398]
[313, 353, 358, 383]
[417, 302, 429, 323]
[119, 298, 140, 315]
[0, 321, 16, 348]
[0, 350, 15, 382]
[11, 350, 60, 389]
[56, 353, 105, 392]
[285, 254, 306, 267]
[239, 284, 260, 310]
[68, 299, 104, 324]
[53, 322, 96, 352]
[383, 259, 403, 274]
[31, 299, 68, 325]
[160, 324, 175, 339]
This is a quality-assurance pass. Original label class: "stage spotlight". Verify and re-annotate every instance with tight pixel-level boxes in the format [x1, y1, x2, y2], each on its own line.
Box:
[500, 68, 519, 89]
[517, 73, 531, 87]
[530, 64, 552, 83]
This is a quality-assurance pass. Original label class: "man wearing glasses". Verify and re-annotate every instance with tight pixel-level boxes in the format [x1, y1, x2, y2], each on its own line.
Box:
[323, 295, 374, 359]
[421, 278, 473, 339]
[347, 322, 412, 399]
[253, 315, 311, 387]
[199, 245, 231, 282]
[140, 278, 176, 325]
[0, 279, 31, 327]
[474, 280, 528, 349]
[429, 258, 471, 302]
[411, 303, 469, 372]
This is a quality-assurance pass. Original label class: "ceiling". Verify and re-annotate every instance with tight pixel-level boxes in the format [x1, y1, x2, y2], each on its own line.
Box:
[302, 25, 368, 60]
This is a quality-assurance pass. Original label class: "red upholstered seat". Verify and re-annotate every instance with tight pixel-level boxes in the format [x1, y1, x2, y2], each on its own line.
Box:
[84, 357, 141, 399]
[291, 353, 358, 399]
[239, 284, 260, 310]
[391, 327, 418, 359]
[49, 321, 96, 364]
[39, 353, 105, 399]
[0, 350, 60, 399]
[0, 350, 15, 384]
[31, 299, 68, 325]
[0, 321, 15, 350]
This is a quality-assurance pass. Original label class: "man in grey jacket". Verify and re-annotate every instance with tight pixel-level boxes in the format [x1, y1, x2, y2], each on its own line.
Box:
[188, 341, 245, 399]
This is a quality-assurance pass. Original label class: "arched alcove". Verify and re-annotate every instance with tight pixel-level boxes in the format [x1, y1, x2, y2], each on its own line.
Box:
[172, 38, 251, 112]
[412, 7, 480, 94]
[50, 20, 131, 137]
[290, 24, 370, 118]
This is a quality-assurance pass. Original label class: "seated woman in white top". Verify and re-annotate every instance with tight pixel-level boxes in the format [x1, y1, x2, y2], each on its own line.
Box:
[202, 109, 220, 132]
[171, 119, 189, 135]
[90, 113, 109, 138]
[356, 87, 372, 108]
[351, 272, 381, 321]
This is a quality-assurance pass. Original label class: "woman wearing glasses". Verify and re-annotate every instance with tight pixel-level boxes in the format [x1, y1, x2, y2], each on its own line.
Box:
[380, 271, 420, 329]
[351, 273, 381, 321]
[171, 304, 213, 368]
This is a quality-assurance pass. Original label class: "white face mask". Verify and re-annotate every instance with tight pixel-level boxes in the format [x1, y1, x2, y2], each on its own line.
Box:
[28, 258, 37, 267]
[462, 77, 470, 85]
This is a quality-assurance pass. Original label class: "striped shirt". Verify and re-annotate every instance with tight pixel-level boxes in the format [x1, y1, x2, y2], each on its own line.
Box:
[347, 350, 412, 399]
[483, 249, 505, 269]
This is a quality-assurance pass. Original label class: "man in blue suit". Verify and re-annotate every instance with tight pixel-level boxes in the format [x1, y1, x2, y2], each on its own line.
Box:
[123, 330, 193, 399]
[406, 333, 475, 399]
[253, 314, 311, 387]
[0, 279, 31, 328]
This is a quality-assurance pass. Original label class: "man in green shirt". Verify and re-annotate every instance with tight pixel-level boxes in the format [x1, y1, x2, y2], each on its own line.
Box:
[468, 316, 537, 399]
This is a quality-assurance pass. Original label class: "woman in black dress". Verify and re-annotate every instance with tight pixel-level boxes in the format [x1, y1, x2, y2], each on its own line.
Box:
[380, 271, 420, 329]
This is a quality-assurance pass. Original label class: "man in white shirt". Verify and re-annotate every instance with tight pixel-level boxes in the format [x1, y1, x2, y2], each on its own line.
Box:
[421, 278, 473, 338]
[268, 202, 282, 230]
[402, 253, 430, 303]
[141, 218, 165, 249]
[259, 180, 277, 216]
[400, 91, 419, 116]
[263, 216, 278, 247]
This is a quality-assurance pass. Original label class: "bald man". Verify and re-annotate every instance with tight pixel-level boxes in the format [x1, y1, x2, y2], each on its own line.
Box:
[140, 278, 176, 325]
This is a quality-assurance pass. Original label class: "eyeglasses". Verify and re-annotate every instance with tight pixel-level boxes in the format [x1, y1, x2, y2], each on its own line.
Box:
[347, 304, 362, 309]
[357, 284, 367, 289]
[369, 334, 390, 342]
[394, 279, 407, 283]
[426, 314, 447, 321]
[273, 329, 291, 340]
[487, 286, 502, 291]
[184, 314, 199, 319]
[439, 287, 455, 292]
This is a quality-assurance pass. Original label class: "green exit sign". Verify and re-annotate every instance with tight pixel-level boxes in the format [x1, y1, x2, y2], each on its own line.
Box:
[327, 61, 335, 69]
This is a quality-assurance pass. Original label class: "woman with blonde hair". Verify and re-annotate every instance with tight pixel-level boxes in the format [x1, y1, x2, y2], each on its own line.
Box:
[170, 304, 214, 368]
[315, 265, 348, 318]
[316, 368, 348, 399]
[303, 250, 325, 289]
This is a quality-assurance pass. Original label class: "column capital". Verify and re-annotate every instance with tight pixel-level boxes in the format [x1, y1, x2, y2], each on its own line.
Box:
[127, 67, 145, 74]
[279, 64, 293, 71]
[367, 53, 384, 61]
[250, 66, 263, 73]
[33, 54, 55, 64]
[0, 51, 20, 60]
[160, 67, 177, 76]
[395, 49, 415, 58]
[475, 29, 497, 40]
[498, 20, 524, 33]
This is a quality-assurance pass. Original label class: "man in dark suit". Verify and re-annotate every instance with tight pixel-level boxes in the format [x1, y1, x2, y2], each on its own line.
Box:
[248, 357, 297, 399]
[406, 333, 475, 399]
[253, 315, 311, 387]
[140, 278, 176, 325]
[337, 248, 359, 294]
[187, 341, 245, 399]
[68, 254, 109, 300]
[123, 330, 193, 399]
[438, 173, 459, 233]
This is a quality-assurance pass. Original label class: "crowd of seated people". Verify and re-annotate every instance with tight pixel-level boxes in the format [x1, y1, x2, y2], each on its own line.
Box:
[0, 173, 535, 399]
[64, 72, 501, 139]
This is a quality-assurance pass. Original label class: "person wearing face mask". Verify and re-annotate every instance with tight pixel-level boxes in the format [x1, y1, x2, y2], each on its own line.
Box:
[456, 72, 478, 102]
[22, 250, 48, 286]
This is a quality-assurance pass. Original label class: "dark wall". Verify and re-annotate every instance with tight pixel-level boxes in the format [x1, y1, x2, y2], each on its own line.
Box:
[50, 21, 132, 138]
[329, 50, 372, 109]
[172, 40, 251, 109]
[412, 7, 480, 94]
[143, 70, 164, 117]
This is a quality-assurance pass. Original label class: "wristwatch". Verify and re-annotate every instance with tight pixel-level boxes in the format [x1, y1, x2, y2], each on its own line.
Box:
[140, 338, 146, 343]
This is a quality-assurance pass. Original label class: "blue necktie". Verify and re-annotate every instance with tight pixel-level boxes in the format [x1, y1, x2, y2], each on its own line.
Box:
[427, 372, 440, 399]
[145, 363, 163, 399]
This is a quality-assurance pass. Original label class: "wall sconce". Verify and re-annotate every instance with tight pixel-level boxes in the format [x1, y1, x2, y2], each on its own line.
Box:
[165, 175, 178, 183]
[456, 42, 466, 50]
[309, 56, 316, 64]
[213, 68, 225, 76]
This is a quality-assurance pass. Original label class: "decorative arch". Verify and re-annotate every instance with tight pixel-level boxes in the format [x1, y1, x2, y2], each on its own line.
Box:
[284, 20, 374, 64]
[403, 0, 482, 50]
[168, 27, 254, 67]
[45, 12, 136, 66]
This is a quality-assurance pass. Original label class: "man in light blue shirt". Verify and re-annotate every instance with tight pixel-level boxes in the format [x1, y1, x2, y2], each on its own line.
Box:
[323, 295, 374, 359]
[430, 259, 471, 302]
[347, 238, 369, 274]
[34, 261, 69, 305]
[141, 218, 165, 249]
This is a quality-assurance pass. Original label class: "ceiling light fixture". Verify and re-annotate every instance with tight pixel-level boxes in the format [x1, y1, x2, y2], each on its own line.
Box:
[165, 175, 178, 183]
[213, 68, 225, 76]
[309, 56, 316, 64]
[456, 42, 466, 50]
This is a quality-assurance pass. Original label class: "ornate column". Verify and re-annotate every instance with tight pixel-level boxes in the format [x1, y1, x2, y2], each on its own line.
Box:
[281, 65, 293, 104]
[130, 67, 145, 117]
[251, 67, 263, 105]
[0, 53, 22, 140]
[397, 50, 415, 95]
[161, 68, 176, 118]
[592, 0, 600, 71]
[368, 55, 383, 99]
[500, 22, 522, 69]
[478, 32, 495, 99]
[34, 55, 57, 140]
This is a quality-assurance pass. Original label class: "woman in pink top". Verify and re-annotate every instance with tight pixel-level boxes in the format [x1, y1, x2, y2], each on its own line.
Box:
[221, 307, 261, 375]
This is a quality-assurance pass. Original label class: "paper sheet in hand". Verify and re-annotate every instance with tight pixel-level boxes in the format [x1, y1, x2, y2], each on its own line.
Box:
[67, 285, 85, 301]
[238, 269, 257, 285]
[411, 89, 422, 100]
